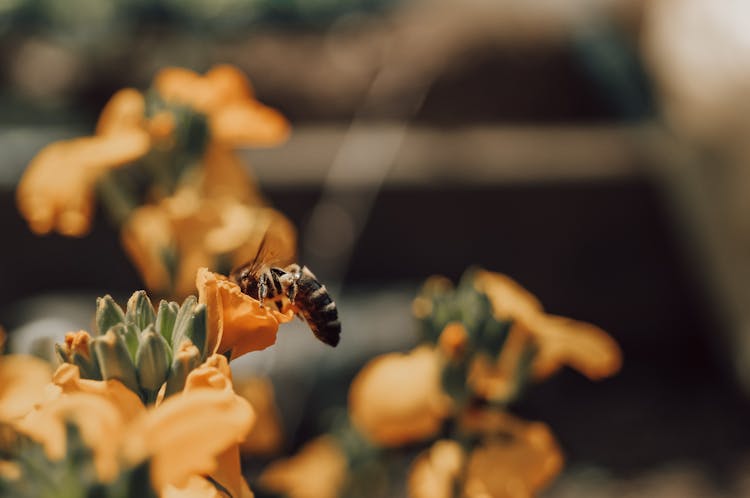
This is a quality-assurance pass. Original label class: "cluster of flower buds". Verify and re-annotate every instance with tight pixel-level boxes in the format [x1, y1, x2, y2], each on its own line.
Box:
[414, 269, 523, 405]
[54, 291, 209, 403]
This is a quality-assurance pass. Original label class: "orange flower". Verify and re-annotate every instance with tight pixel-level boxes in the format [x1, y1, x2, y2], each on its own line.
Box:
[409, 411, 563, 498]
[473, 270, 622, 381]
[17, 64, 288, 239]
[259, 435, 348, 498]
[125, 355, 255, 497]
[14, 355, 255, 497]
[236, 376, 284, 456]
[153, 65, 290, 148]
[196, 268, 295, 360]
[349, 345, 452, 447]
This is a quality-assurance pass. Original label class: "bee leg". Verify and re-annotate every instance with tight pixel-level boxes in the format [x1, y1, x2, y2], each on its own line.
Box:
[258, 274, 269, 305]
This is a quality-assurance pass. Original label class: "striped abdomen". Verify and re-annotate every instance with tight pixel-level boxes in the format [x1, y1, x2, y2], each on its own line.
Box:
[294, 268, 341, 347]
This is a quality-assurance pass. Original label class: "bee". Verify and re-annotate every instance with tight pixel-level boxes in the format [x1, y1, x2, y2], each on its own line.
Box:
[230, 246, 341, 347]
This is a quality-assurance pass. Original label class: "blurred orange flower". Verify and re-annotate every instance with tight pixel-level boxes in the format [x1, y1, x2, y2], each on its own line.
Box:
[349, 345, 453, 447]
[196, 268, 295, 360]
[17, 64, 289, 238]
[462, 415, 563, 498]
[259, 435, 348, 498]
[13, 354, 254, 497]
[410, 411, 563, 498]
[122, 186, 296, 297]
[153, 65, 289, 148]
[236, 376, 284, 456]
[473, 270, 621, 381]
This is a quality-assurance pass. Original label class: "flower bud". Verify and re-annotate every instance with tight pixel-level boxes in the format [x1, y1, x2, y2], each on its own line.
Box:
[164, 340, 201, 397]
[135, 325, 171, 402]
[108, 323, 139, 360]
[93, 330, 140, 395]
[58, 331, 101, 380]
[155, 300, 179, 345]
[125, 290, 156, 331]
[95, 295, 125, 336]
[171, 295, 197, 352]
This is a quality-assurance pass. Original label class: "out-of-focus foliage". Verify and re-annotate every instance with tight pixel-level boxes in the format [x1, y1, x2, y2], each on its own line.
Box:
[0, 0, 397, 39]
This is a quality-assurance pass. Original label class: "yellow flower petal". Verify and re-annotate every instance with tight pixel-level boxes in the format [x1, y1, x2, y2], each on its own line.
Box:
[473, 270, 543, 324]
[162, 475, 224, 498]
[121, 204, 175, 293]
[236, 376, 284, 456]
[53, 363, 145, 422]
[526, 314, 622, 381]
[96, 88, 146, 136]
[408, 440, 465, 498]
[210, 101, 290, 147]
[196, 268, 294, 360]
[201, 144, 265, 204]
[462, 416, 563, 498]
[0, 355, 53, 423]
[349, 345, 452, 447]
[17, 132, 150, 236]
[16, 392, 127, 482]
[153, 65, 253, 115]
[474, 270, 621, 381]
[124, 386, 254, 493]
[259, 435, 347, 498]
[183, 354, 233, 393]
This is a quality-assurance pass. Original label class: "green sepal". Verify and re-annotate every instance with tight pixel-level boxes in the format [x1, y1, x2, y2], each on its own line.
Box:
[135, 325, 171, 402]
[71, 351, 102, 381]
[95, 295, 125, 336]
[154, 300, 178, 345]
[171, 295, 197, 353]
[93, 330, 140, 396]
[441, 359, 470, 406]
[125, 291, 156, 331]
[164, 341, 201, 397]
[54, 343, 70, 364]
[190, 304, 208, 360]
[475, 317, 511, 356]
[109, 323, 139, 361]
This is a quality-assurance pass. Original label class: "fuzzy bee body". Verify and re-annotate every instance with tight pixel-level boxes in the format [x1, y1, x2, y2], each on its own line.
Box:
[231, 262, 341, 347]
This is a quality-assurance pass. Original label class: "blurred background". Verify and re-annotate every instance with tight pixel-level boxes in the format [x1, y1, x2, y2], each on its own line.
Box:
[3, 0, 750, 495]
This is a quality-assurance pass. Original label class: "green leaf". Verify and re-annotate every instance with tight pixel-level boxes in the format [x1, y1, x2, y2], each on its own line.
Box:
[95, 295, 125, 336]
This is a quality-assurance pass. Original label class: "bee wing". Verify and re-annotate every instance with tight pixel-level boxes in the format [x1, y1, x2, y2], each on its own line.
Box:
[230, 233, 287, 281]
